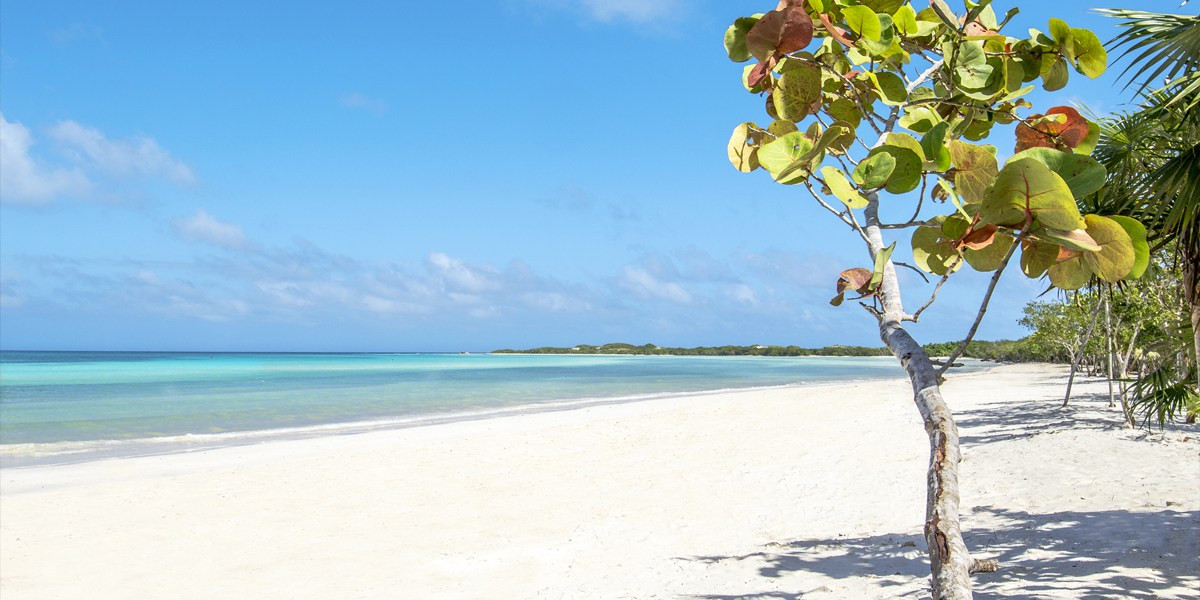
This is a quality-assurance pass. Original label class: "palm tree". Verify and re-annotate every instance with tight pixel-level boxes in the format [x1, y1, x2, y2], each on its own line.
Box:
[1090, 9, 1199, 420]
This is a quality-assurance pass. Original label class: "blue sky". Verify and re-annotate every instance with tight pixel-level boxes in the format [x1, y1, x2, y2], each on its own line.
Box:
[0, 0, 1188, 351]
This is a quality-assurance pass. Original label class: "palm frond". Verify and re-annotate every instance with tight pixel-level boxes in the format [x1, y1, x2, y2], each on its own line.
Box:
[1096, 9, 1200, 115]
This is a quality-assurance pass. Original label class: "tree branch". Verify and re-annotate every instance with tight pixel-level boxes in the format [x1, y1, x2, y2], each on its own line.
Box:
[935, 235, 1024, 377]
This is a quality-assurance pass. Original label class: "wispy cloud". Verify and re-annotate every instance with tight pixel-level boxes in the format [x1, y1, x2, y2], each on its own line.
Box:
[172, 210, 253, 251]
[0, 113, 90, 205]
[0, 113, 194, 205]
[48, 120, 194, 183]
[621, 265, 692, 303]
[340, 92, 388, 114]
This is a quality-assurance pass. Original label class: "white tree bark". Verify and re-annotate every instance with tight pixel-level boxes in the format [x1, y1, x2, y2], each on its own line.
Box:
[864, 201, 990, 600]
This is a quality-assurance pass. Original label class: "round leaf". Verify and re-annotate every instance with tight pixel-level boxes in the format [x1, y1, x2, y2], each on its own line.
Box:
[758, 132, 816, 184]
[1080, 214, 1135, 282]
[724, 15, 762, 62]
[1048, 253, 1091, 290]
[868, 141, 922, 194]
[870, 71, 908, 106]
[1020, 239, 1059, 278]
[1008, 147, 1105, 198]
[948, 140, 998, 204]
[1069, 28, 1106, 78]
[842, 6, 882, 42]
[728, 122, 765, 172]
[772, 62, 821, 121]
[1107, 215, 1148, 280]
[852, 152, 896, 189]
[980, 158, 1084, 229]
[964, 232, 1015, 272]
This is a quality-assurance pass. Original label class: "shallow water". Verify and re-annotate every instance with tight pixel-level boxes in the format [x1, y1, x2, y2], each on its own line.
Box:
[0, 351, 966, 466]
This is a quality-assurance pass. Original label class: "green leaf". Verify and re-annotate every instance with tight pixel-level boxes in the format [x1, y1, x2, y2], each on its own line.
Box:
[758, 132, 816, 184]
[1007, 148, 1106, 198]
[869, 134, 924, 193]
[1107, 215, 1148, 280]
[893, 4, 918, 35]
[724, 15, 762, 62]
[772, 62, 822, 121]
[820, 166, 868, 209]
[1020, 239, 1059, 278]
[948, 140, 998, 204]
[1041, 55, 1069, 91]
[852, 152, 896, 189]
[1079, 214, 1134, 282]
[1048, 254, 1091, 290]
[911, 224, 961, 275]
[728, 122, 765, 172]
[964, 232, 1015, 271]
[842, 6, 882, 42]
[920, 122, 951, 172]
[861, 0, 903, 14]
[898, 106, 943, 133]
[980, 158, 1083, 229]
[870, 71, 908, 105]
[1074, 121, 1101, 155]
[1069, 28, 1106, 78]
[869, 242, 896, 291]
[767, 120, 799, 137]
[1048, 18, 1071, 46]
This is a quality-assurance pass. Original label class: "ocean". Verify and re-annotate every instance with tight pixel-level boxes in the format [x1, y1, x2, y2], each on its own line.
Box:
[0, 351, 956, 467]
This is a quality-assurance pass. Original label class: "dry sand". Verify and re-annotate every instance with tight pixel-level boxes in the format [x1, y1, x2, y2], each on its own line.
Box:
[1, 363, 1196, 599]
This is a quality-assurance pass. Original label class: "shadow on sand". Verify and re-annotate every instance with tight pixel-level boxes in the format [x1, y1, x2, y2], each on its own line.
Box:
[681, 385, 1198, 599]
[682, 507, 1198, 599]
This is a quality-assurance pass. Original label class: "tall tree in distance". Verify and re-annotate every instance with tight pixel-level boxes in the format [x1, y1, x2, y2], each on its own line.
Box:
[722, 1, 1146, 597]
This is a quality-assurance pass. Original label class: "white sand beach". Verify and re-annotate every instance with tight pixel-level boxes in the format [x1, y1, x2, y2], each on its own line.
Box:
[1, 363, 1196, 599]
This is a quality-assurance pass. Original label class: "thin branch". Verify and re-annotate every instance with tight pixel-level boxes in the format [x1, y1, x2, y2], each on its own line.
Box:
[803, 179, 868, 242]
[935, 234, 1024, 377]
[894, 261, 931, 283]
[908, 257, 964, 322]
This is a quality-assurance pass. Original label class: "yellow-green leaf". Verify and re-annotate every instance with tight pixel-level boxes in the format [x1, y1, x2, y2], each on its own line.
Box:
[948, 140, 998, 204]
[843, 6, 882, 42]
[1108, 215, 1148, 280]
[728, 122, 765, 173]
[1080, 214, 1134, 282]
[821, 166, 868, 209]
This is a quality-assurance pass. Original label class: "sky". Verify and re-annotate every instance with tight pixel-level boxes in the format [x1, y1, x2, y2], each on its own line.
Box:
[0, 0, 1190, 352]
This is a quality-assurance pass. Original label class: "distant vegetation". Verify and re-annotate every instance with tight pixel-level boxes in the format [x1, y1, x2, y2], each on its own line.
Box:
[494, 340, 1051, 361]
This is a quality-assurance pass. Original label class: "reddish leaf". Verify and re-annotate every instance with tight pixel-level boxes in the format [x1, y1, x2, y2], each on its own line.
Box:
[816, 11, 854, 48]
[838, 267, 873, 293]
[746, 4, 814, 62]
[960, 225, 999, 250]
[747, 61, 772, 89]
[1015, 106, 1091, 152]
[1056, 246, 1080, 261]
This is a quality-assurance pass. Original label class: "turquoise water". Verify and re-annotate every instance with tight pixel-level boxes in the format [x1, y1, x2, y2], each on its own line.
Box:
[0, 351, 932, 466]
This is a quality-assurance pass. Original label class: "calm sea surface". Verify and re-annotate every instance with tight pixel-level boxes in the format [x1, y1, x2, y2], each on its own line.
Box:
[0, 351, 958, 466]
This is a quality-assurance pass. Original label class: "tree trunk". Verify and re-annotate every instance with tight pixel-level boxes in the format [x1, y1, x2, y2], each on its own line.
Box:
[1063, 297, 1103, 408]
[864, 200, 989, 599]
[1190, 302, 1199, 424]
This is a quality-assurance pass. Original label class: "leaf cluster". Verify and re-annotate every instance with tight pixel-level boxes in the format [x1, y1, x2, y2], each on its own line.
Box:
[723, 0, 1147, 300]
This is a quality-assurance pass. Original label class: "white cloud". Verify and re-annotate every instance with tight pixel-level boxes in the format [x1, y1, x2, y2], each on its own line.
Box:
[622, 266, 691, 303]
[427, 252, 501, 292]
[172, 210, 251, 250]
[49, 120, 194, 183]
[340, 92, 388, 114]
[0, 113, 90, 205]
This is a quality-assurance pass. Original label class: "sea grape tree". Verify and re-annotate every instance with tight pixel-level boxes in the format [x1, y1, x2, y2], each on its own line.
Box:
[722, 1, 1146, 598]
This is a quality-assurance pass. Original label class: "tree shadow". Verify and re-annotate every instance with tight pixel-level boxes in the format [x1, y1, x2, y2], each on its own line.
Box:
[680, 507, 1199, 599]
[955, 391, 1119, 445]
